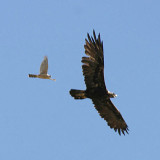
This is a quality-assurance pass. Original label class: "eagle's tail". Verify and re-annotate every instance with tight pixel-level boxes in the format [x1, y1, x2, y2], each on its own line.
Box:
[28, 74, 38, 78]
[70, 89, 87, 99]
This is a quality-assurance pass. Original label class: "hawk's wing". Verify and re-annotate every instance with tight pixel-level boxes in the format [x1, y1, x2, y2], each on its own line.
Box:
[40, 56, 48, 75]
[92, 96, 129, 135]
[82, 30, 106, 90]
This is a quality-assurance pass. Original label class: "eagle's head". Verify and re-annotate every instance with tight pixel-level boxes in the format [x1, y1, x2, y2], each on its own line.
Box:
[108, 91, 117, 98]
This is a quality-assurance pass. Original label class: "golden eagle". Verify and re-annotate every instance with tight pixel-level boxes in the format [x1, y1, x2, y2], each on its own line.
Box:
[70, 30, 129, 135]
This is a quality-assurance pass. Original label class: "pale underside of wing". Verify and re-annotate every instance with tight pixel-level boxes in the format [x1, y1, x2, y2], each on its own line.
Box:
[40, 56, 48, 75]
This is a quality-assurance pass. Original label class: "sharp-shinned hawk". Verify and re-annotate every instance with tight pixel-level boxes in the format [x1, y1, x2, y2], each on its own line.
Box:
[28, 56, 56, 81]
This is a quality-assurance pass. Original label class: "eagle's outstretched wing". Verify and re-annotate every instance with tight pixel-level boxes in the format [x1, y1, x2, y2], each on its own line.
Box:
[92, 97, 128, 135]
[40, 56, 48, 75]
[82, 30, 106, 90]
[82, 30, 128, 135]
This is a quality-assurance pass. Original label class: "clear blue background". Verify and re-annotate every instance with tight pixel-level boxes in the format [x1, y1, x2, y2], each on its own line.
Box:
[0, 0, 160, 159]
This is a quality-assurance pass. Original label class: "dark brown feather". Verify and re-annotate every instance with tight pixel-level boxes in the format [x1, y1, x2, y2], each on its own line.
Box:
[83, 30, 128, 135]
[83, 31, 105, 90]
[70, 30, 129, 135]
[92, 97, 128, 135]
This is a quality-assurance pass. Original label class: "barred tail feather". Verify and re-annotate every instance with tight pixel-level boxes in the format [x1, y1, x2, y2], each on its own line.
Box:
[70, 89, 87, 99]
[28, 74, 38, 78]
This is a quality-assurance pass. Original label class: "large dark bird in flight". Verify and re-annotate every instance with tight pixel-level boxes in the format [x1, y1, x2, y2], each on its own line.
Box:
[70, 30, 129, 135]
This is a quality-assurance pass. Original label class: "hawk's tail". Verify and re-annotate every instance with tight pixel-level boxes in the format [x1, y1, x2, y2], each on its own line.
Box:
[70, 89, 87, 99]
[28, 74, 38, 78]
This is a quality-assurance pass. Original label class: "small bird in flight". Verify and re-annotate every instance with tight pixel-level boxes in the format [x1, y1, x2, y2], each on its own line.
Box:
[28, 56, 56, 81]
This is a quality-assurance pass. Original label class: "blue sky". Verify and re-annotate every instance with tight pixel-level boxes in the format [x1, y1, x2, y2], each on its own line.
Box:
[0, 0, 160, 159]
